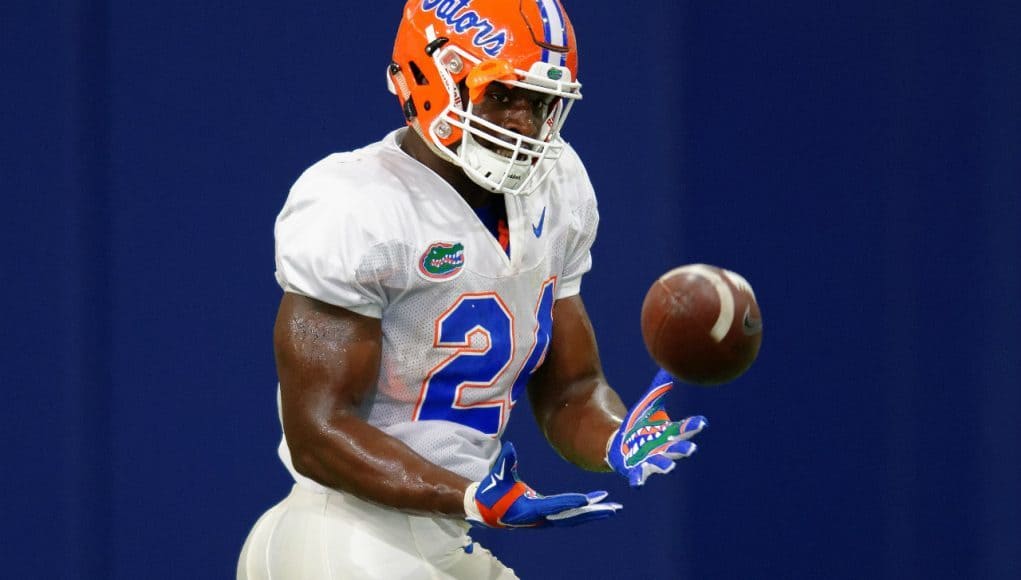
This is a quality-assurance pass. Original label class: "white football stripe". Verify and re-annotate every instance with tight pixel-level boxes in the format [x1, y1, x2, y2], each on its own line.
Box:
[661, 264, 734, 343]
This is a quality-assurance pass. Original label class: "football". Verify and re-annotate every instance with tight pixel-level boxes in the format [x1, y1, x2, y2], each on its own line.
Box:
[640, 264, 763, 385]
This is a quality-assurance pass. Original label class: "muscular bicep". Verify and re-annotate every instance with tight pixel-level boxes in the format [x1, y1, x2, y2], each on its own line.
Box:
[274, 292, 386, 492]
[275, 292, 381, 436]
[272, 292, 469, 514]
[527, 295, 625, 470]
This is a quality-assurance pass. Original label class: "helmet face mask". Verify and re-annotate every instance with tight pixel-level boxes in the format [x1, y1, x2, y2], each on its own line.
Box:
[389, 0, 582, 196]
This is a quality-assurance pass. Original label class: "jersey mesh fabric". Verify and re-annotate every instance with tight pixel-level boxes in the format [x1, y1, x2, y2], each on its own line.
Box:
[275, 129, 599, 489]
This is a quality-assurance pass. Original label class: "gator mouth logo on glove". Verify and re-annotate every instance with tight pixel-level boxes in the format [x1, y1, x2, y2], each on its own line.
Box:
[619, 409, 682, 468]
[419, 241, 466, 280]
[607, 370, 706, 487]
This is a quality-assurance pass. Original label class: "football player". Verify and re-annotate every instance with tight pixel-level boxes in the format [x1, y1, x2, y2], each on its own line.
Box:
[237, 1, 707, 578]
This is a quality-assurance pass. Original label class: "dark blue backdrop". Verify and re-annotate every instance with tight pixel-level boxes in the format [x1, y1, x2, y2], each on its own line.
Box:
[2, 1, 1019, 578]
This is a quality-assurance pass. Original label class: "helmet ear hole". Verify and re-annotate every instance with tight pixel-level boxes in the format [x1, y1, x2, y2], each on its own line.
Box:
[408, 61, 429, 86]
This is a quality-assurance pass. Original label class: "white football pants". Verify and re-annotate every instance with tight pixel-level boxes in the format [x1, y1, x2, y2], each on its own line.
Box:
[237, 484, 518, 580]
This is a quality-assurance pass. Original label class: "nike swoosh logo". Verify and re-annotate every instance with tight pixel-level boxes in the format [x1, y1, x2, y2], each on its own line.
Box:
[531, 207, 547, 238]
[481, 459, 506, 494]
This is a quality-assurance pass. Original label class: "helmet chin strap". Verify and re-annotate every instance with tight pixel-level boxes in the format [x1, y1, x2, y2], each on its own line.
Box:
[460, 131, 531, 194]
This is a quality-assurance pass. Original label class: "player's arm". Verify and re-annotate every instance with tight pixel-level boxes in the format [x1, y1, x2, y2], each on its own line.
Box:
[527, 294, 626, 471]
[275, 292, 470, 517]
[277, 291, 621, 527]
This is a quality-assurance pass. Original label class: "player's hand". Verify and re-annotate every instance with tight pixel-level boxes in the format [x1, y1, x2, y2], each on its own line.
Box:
[465, 442, 622, 529]
[606, 369, 708, 487]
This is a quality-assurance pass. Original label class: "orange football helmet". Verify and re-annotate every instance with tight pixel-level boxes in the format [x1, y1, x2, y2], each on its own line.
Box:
[388, 0, 583, 196]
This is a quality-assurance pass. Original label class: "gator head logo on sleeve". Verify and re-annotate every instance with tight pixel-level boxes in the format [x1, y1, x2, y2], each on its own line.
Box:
[419, 241, 466, 280]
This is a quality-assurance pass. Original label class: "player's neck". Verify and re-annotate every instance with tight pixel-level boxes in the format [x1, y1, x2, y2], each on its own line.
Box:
[400, 129, 497, 209]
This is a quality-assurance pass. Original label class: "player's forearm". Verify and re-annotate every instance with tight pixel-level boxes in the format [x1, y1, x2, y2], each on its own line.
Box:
[532, 377, 626, 472]
[285, 411, 471, 518]
[533, 295, 628, 471]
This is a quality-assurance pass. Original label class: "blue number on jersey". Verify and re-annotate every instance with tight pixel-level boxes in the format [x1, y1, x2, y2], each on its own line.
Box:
[417, 280, 557, 435]
[417, 293, 514, 435]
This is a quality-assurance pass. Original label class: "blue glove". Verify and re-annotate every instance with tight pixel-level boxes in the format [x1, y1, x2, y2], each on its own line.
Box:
[465, 442, 622, 528]
[606, 369, 708, 487]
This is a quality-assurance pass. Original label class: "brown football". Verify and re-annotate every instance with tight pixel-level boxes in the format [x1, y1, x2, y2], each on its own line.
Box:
[640, 264, 763, 385]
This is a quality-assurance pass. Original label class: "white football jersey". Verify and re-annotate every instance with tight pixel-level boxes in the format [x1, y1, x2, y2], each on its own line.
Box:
[274, 128, 599, 491]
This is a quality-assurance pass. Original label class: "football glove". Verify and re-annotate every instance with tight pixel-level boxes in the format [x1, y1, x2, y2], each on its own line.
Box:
[606, 369, 708, 487]
[465, 442, 622, 529]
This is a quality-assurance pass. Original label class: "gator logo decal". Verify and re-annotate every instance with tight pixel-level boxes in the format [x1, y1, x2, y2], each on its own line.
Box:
[419, 242, 465, 280]
[617, 382, 681, 468]
[621, 412, 681, 468]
